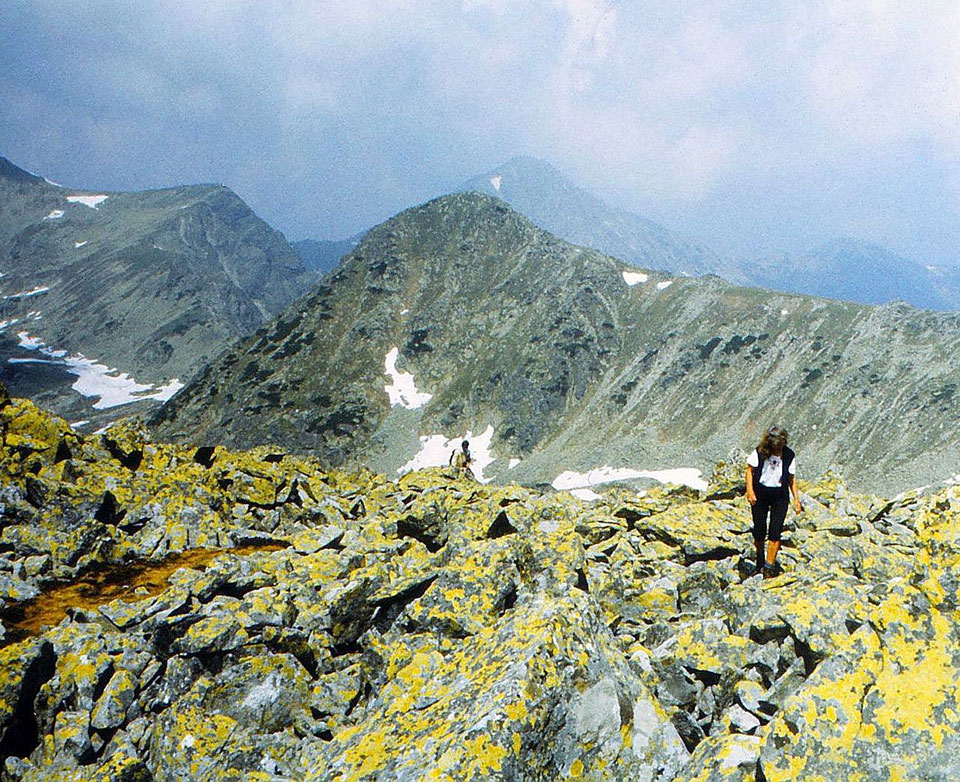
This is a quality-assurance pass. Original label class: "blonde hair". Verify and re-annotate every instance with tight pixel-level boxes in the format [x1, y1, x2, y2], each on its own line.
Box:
[758, 425, 788, 460]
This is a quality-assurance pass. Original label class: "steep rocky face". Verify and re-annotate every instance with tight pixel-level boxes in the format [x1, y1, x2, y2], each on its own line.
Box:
[154, 192, 960, 495]
[458, 156, 739, 281]
[753, 237, 960, 311]
[4, 397, 960, 780]
[0, 156, 313, 429]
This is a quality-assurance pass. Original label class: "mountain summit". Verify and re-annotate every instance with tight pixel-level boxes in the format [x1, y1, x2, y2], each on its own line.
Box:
[154, 192, 960, 494]
[0, 156, 314, 427]
[457, 156, 739, 280]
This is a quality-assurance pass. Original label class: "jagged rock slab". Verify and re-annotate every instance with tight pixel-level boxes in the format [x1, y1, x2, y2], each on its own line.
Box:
[2, 396, 960, 779]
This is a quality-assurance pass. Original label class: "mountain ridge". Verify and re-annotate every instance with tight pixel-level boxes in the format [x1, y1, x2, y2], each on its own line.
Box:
[153, 192, 960, 495]
[291, 155, 960, 313]
[0, 155, 315, 428]
[752, 236, 960, 311]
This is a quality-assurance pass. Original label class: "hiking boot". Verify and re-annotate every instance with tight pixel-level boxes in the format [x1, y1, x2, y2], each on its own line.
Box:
[762, 563, 776, 579]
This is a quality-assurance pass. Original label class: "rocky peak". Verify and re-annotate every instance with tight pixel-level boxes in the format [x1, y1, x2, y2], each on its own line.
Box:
[154, 194, 960, 496]
[0, 159, 315, 430]
[0, 157, 45, 185]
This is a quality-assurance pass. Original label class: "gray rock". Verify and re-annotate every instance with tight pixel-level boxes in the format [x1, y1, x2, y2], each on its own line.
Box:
[723, 704, 761, 734]
[53, 709, 92, 763]
[0, 571, 39, 602]
[90, 669, 137, 731]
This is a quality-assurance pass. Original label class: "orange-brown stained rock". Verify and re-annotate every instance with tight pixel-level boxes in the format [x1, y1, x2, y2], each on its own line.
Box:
[1, 543, 285, 645]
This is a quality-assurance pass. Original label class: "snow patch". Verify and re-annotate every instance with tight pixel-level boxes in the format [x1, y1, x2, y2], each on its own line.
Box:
[75, 240, 88, 248]
[70, 420, 90, 429]
[17, 332, 44, 349]
[622, 271, 649, 286]
[656, 280, 673, 291]
[489, 174, 502, 191]
[570, 488, 604, 502]
[43, 210, 64, 220]
[400, 309, 409, 315]
[3, 287, 50, 300]
[66, 194, 108, 209]
[11, 331, 183, 409]
[552, 465, 707, 492]
[508, 458, 520, 470]
[780, 309, 789, 316]
[384, 347, 432, 409]
[44, 177, 63, 187]
[399, 425, 496, 483]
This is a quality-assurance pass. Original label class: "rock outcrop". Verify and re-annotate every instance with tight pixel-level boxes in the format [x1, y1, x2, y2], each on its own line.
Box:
[2, 397, 960, 780]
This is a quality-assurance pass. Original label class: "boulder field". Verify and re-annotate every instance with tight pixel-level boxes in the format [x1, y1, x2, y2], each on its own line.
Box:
[0, 396, 959, 780]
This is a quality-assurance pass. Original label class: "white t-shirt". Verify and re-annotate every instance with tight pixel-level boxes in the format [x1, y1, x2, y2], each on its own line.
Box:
[747, 449, 796, 487]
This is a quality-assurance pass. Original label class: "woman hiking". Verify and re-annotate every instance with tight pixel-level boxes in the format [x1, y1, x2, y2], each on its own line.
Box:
[745, 425, 802, 577]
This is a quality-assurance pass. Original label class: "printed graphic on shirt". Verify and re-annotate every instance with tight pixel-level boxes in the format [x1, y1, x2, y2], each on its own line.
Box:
[747, 450, 797, 488]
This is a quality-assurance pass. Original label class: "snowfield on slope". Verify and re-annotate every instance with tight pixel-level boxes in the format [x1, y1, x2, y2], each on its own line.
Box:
[399, 426, 496, 483]
[553, 465, 708, 493]
[384, 347, 432, 409]
[622, 270, 649, 286]
[3, 287, 50, 300]
[66, 194, 109, 209]
[9, 330, 183, 409]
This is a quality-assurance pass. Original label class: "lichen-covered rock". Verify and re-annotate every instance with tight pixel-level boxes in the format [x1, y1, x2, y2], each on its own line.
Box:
[90, 670, 137, 731]
[4, 398, 960, 780]
[314, 591, 687, 780]
[759, 585, 960, 780]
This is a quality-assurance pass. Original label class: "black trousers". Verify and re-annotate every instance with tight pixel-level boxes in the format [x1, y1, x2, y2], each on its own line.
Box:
[752, 486, 788, 543]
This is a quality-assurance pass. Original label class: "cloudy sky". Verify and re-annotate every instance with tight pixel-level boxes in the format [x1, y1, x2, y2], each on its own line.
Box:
[4, 1, 960, 264]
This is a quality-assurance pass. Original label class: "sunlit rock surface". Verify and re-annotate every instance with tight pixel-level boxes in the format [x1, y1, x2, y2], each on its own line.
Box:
[1, 395, 959, 780]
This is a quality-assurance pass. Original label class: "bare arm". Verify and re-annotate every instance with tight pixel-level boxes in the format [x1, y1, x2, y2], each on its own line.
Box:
[790, 474, 802, 513]
[745, 465, 757, 505]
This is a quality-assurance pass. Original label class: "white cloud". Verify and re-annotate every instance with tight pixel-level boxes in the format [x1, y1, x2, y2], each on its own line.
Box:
[800, 3, 960, 157]
[7, 2, 960, 262]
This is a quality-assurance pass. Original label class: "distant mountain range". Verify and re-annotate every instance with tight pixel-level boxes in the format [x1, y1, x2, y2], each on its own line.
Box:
[292, 236, 362, 276]
[153, 192, 960, 495]
[753, 237, 960, 311]
[297, 155, 960, 311]
[0, 156, 314, 427]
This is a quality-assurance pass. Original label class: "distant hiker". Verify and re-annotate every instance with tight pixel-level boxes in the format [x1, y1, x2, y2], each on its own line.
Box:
[449, 439, 474, 479]
[745, 425, 803, 578]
